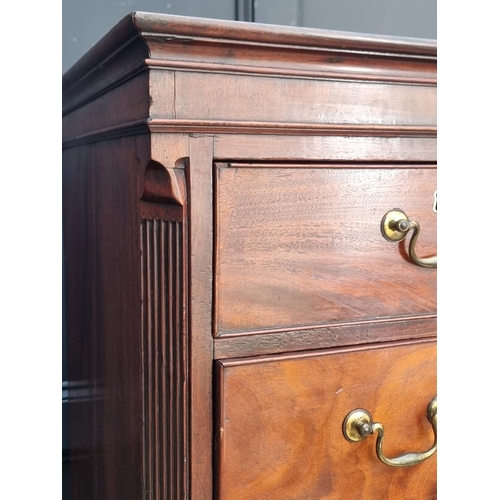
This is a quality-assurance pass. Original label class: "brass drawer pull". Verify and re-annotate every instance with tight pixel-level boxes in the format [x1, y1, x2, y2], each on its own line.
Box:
[342, 396, 437, 467]
[381, 209, 437, 268]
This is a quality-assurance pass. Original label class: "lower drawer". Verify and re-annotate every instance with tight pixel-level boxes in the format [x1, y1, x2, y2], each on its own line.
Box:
[215, 339, 436, 500]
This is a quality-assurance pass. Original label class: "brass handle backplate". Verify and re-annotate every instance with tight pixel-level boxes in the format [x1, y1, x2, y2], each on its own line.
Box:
[381, 209, 437, 268]
[342, 396, 437, 467]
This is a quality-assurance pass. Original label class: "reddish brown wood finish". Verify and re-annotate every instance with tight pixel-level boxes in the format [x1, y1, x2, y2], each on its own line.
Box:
[63, 12, 436, 500]
[140, 211, 187, 499]
[214, 315, 436, 359]
[187, 136, 215, 500]
[213, 134, 437, 162]
[174, 74, 436, 126]
[216, 164, 436, 334]
[216, 339, 437, 500]
[63, 136, 151, 499]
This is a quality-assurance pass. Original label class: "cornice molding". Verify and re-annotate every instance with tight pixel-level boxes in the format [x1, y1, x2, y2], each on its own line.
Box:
[144, 58, 436, 86]
[62, 13, 437, 117]
[133, 12, 436, 58]
[62, 118, 436, 149]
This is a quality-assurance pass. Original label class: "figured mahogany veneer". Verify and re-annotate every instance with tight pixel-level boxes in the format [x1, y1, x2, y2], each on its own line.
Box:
[63, 12, 437, 500]
[216, 339, 437, 500]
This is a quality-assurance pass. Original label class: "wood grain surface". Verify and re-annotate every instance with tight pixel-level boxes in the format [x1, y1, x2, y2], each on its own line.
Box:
[63, 136, 151, 499]
[140, 215, 187, 500]
[214, 315, 436, 359]
[214, 135, 436, 163]
[216, 339, 437, 500]
[63, 12, 436, 117]
[175, 72, 436, 127]
[187, 136, 216, 500]
[216, 164, 437, 335]
[63, 13, 437, 500]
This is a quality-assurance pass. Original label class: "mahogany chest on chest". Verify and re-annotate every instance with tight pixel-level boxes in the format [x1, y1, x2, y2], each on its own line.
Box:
[63, 12, 437, 500]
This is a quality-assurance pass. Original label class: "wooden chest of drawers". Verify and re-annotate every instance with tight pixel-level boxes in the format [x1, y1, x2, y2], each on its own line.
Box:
[63, 12, 437, 500]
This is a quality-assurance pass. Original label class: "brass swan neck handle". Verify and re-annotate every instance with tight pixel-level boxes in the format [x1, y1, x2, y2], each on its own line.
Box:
[343, 397, 437, 467]
[381, 209, 437, 268]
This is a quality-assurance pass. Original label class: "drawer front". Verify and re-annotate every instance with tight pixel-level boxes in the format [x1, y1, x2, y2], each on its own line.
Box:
[215, 163, 436, 335]
[216, 340, 437, 500]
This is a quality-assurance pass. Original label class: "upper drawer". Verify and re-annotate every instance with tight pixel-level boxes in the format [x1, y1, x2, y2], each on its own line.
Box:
[215, 163, 436, 336]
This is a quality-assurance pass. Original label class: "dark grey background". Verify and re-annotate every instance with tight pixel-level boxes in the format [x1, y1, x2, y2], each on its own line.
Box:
[62, 0, 436, 497]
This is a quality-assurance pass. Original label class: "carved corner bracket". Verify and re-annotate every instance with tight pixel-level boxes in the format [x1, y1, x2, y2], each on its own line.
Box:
[141, 159, 187, 205]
